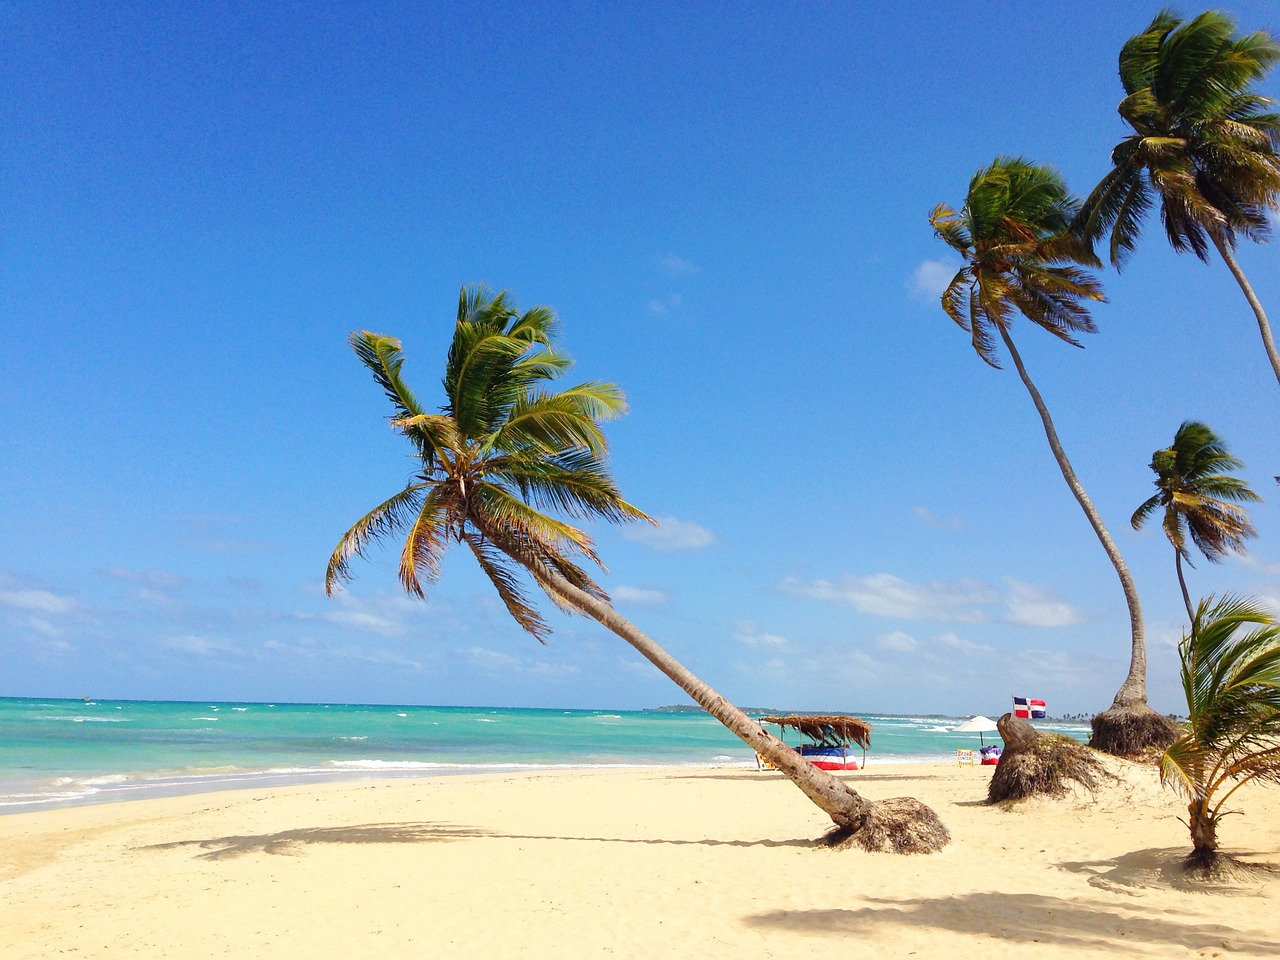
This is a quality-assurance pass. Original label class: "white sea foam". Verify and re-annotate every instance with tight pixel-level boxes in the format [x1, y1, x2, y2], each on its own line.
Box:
[337, 736, 368, 741]
[233, 707, 248, 711]
[191, 717, 220, 721]
[42, 716, 130, 723]
[396, 713, 407, 717]
[475, 718, 497, 723]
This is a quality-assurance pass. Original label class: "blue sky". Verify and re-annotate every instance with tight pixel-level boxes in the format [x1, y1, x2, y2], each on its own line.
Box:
[3, 1, 1279, 715]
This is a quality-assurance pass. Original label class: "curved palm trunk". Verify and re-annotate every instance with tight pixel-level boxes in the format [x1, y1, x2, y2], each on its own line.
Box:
[1212, 234, 1280, 388]
[1187, 795, 1219, 871]
[996, 324, 1149, 709]
[1176, 552, 1195, 626]
[531, 567, 873, 830]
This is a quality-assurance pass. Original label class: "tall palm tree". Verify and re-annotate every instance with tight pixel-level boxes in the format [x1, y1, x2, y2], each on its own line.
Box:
[1162, 595, 1280, 874]
[1075, 9, 1280, 385]
[326, 284, 949, 853]
[1132, 421, 1261, 623]
[931, 157, 1176, 755]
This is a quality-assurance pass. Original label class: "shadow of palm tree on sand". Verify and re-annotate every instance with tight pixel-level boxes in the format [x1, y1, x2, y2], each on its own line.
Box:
[746, 891, 1280, 954]
[142, 821, 815, 861]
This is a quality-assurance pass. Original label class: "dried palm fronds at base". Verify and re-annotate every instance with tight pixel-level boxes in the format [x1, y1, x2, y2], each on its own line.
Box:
[821, 797, 952, 854]
[988, 712, 1108, 804]
[1089, 703, 1179, 757]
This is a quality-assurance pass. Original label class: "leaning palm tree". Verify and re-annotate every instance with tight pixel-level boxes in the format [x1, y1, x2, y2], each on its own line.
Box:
[1162, 595, 1280, 875]
[326, 284, 949, 853]
[1075, 9, 1280, 385]
[1132, 421, 1261, 623]
[931, 157, 1176, 755]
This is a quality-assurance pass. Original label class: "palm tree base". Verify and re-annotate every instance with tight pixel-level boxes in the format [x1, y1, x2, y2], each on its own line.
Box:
[988, 714, 1107, 803]
[1088, 703, 1179, 756]
[821, 797, 951, 854]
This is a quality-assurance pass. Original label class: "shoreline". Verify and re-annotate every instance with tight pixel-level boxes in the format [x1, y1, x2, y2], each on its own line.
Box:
[4, 761, 1278, 958]
[0, 753, 971, 817]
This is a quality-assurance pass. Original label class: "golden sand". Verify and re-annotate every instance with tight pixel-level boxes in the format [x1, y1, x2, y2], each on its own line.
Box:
[2, 761, 1278, 958]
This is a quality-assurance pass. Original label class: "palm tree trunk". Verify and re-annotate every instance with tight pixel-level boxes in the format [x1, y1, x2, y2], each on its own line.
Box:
[1187, 796, 1218, 871]
[1211, 234, 1280, 388]
[995, 323, 1149, 708]
[529, 566, 872, 829]
[1176, 552, 1195, 626]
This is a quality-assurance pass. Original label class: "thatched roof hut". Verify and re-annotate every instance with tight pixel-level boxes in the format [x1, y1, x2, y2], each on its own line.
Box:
[758, 714, 872, 749]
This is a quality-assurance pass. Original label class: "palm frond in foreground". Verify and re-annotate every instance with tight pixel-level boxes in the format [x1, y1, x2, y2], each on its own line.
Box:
[1162, 595, 1280, 874]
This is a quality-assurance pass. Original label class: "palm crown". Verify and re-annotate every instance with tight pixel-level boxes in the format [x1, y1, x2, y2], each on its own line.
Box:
[1161, 594, 1280, 869]
[1075, 9, 1280, 265]
[930, 157, 1105, 367]
[326, 284, 651, 641]
[1131, 420, 1260, 565]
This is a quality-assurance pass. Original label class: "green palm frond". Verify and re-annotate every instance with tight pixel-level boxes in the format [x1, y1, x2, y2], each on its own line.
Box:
[1134, 421, 1260, 568]
[325, 484, 428, 593]
[1085, 8, 1280, 266]
[1163, 595, 1280, 814]
[398, 487, 453, 597]
[461, 531, 552, 642]
[932, 158, 1103, 367]
[350, 332, 426, 422]
[331, 284, 648, 642]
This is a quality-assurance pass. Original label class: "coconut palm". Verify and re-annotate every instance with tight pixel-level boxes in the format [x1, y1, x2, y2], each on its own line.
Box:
[1162, 594, 1280, 874]
[1075, 9, 1280, 385]
[326, 284, 949, 853]
[1132, 421, 1261, 623]
[931, 157, 1176, 755]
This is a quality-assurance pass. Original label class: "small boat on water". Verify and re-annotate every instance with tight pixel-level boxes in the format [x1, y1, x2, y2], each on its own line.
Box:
[756, 714, 871, 771]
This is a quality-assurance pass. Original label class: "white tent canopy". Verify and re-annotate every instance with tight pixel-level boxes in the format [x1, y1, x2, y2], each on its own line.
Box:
[954, 715, 999, 733]
[953, 715, 1000, 745]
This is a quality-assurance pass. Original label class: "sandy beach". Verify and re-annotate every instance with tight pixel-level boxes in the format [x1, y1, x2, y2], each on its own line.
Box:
[2, 760, 1278, 959]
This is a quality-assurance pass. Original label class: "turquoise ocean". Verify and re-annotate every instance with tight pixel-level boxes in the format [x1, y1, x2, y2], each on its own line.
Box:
[0, 697, 1090, 814]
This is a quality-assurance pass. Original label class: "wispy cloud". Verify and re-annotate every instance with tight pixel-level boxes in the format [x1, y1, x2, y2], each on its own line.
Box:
[913, 505, 964, 532]
[612, 585, 669, 605]
[0, 588, 77, 615]
[623, 516, 717, 551]
[874, 630, 919, 652]
[656, 253, 701, 277]
[102, 566, 190, 589]
[647, 293, 683, 316]
[164, 634, 243, 657]
[779, 572, 1083, 628]
[780, 572, 996, 622]
[1003, 578, 1085, 628]
[907, 259, 957, 302]
[733, 620, 789, 648]
[466, 646, 580, 679]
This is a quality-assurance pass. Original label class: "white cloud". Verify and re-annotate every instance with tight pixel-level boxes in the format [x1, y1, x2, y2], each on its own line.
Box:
[907, 259, 958, 302]
[913, 505, 964, 532]
[779, 572, 997, 622]
[102, 566, 189, 589]
[647, 293, 683, 316]
[1002, 578, 1085, 628]
[780, 571, 1084, 629]
[23, 616, 64, 638]
[466, 646, 579, 679]
[325, 609, 408, 637]
[874, 630, 919, 652]
[656, 253, 701, 276]
[0, 589, 76, 615]
[164, 635, 242, 657]
[733, 621, 789, 648]
[934, 631, 994, 655]
[623, 517, 717, 551]
[611, 585, 669, 605]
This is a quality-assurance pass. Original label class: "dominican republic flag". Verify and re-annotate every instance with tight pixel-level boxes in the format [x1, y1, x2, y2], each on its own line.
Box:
[1014, 697, 1047, 719]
